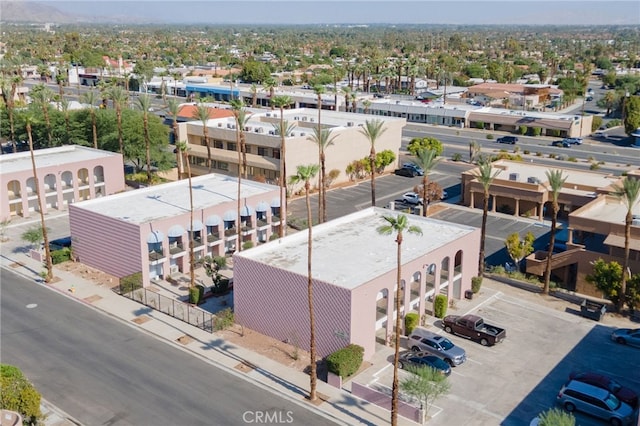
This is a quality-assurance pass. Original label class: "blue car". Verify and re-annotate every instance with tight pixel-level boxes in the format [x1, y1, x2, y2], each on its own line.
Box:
[399, 351, 452, 376]
[402, 163, 424, 176]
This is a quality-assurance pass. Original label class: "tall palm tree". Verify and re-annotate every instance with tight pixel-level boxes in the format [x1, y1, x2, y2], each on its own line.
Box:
[341, 86, 352, 112]
[543, 170, 567, 294]
[230, 99, 250, 179]
[411, 148, 441, 217]
[612, 177, 640, 311]
[22, 110, 54, 283]
[177, 141, 196, 289]
[263, 77, 277, 109]
[308, 128, 337, 224]
[271, 95, 292, 238]
[107, 85, 127, 156]
[166, 98, 182, 179]
[136, 94, 153, 183]
[377, 214, 422, 426]
[289, 164, 320, 402]
[59, 98, 72, 144]
[359, 119, 387, 207]
[249, 83, 258, 108]
[31, 84, 54, 147]
[230, 99, 250, 252]
[313, 84, 326, 223]
[81, 89, 100, 149]
[192, 102, 213, 172]
[473, 161, 500, 276]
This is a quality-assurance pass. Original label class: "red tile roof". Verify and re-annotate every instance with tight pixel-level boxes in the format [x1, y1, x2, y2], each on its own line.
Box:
[178, 104, 235, 120]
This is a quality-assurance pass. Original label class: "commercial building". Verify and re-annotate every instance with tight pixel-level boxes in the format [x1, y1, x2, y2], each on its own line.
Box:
[69, 174, 282, 287]
[233, 207, 481, 360]
[0, 145, 125, 219]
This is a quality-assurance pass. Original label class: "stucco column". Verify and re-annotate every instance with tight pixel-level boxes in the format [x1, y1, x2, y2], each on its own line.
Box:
[514, 199, 520, 216]
[538, 202, 543, 221]
[418, 272, 426, 325]
[469, 191, 475, 208]
[567, 227, 574, 244]
[491, 195, 497, 212]
[56, 174, 65, 212]
[385, 287, 394, 346]
[88, 169, 96, 200]
[403, 279, 411, 329]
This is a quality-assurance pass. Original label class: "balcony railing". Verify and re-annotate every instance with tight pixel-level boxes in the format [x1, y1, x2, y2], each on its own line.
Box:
[224, 228, 237, 237]
[207, 232, 220, 242]
[257, 219, 268, 227]
[148, 250, 165, 261]
[169, 243, 185, 254]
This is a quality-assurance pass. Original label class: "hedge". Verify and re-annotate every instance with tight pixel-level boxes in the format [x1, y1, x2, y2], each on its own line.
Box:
[119, 272, 142, 293]
[50, 248, 71, 264]
[0, 364, 43, 425]
[434, 294, 448, 319]
[326, 344, 364, 378]
[471, 276, 483, 294]
[405, 313, 419, 336]
[189, 285, 205, 304]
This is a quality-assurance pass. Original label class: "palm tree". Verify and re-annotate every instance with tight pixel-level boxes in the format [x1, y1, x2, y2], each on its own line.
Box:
[22, 110, 54, 283]
[81, 90, 100, 149]
[271, 95, 292, 237]
[341, 86, 352, 112]
[230, 99, 250, 179]
[193, 102, 213, 172]
[107, 85, 127, 156]
[359, 119, 387, 207]
[31, 84, 55, 147]
[249, 83, 258, 107]
[230, 99, 250, 252]
[177, 141, 196, 289]
[473, 161, 500, 276]
[289, 164, 320, 402]
[263, 77, 277, 109]
[313, 84, 326, 223]
[612, 177, 640, 311]
[136, 94, 153, 183]
[308, 128, 337, 224]
[166, 98, 182, 179]
[411, 148, 441, 217]
[59, 98, 72, 144]
[543, 170, 568, 294]
[377, 214, 422, 426]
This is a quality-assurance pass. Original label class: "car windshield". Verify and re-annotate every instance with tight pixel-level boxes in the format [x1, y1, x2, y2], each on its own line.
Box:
[436, 337, 454, 350]
[604, 393, 621, 410]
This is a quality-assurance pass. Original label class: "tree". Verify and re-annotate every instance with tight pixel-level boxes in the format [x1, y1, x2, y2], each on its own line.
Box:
[249, 83, 258, 108]
[136, 94, 154, 183]
[401, 365, 451, 424]
[263, 77, 277, 109]
[289, 164, 320, 402]
[21, 226, 47, 250]
[377, 214, 422, 426]
[623, 95, 640, 135]
[308, 127, 337, 224]
[230, 99, 249, 252]
[166, 98, 182, 178]
[107, 85, 127, 156]
[612, 176, 640, 311]
[543, 170, 568, 294]
[313, 84, 326, 223]
[537, 408, 575, 426]
[407, 137, 444, 156]
[200, 255, 228, 293]
[359, 119, 387, 207]
[30, 84, 54, 147]
[230, 99, 249, 179]
[587, 259, 623, 305]
[271, 95, 292, 237]
[504, 231, 535, 269]
[473, 161, 500, 276]
[0, 364, 43, 425]
[81, 89, 100, 149]
[411, 148, 441, 217]
[192, 101, 213, 172]
[21, 111, 53, 283]
[176, 141, 196, 288]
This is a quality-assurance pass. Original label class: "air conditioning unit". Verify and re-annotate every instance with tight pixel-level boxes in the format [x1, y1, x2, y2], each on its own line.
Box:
[300, 132, 306, 136]
[256, 127, 264, 133]
[509, 173, 519, 181]
[169, 265, 179, 275]
[230, 124, 236, 129]
[310, 118, 315, 122]
[268, 130, 275, 135]
[227, 123, 233, 129]
[217, 122, 223, 127]
[301, 116, 307, 121]
[527, 176, 539, 184]
[294, 116, 300, 120]
[245, 126, 252, 132]
[266, 113, 271, 117]
[347, 121, 354, 127]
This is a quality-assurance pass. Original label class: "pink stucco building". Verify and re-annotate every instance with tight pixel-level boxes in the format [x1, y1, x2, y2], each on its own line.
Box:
[69, 174, 282, 286]
[233, 207, 481, 361]
[1, 145, 125, 219]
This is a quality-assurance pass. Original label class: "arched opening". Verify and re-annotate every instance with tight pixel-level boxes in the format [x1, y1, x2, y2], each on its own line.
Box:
[410, 271, 421, 309]
[44, 174, 58, 210]
[453, 250, 463, 299]
[77, 168, 90, 200]
[93, 165, 105, 183]
[25, 177, 39, 213]
[425, 263, 437, 298]
[7, 180, 23, 216]
[376, 288, 389, 343]
[440, 256, 450, 295]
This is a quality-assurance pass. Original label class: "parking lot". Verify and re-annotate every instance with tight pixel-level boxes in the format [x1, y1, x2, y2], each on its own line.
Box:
[360, 283, 640, 425]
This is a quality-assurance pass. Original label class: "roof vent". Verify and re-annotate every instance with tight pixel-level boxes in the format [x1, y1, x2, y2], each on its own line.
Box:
[509, 173, 519, 181]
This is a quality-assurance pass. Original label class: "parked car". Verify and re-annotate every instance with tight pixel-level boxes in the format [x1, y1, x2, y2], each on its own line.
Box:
[401, 163, 424, 176]
[47, 237, 72, 251]
[611, 328, 640, 348]
[569, 372, 638, 408]
[442, 314, 506, 346]
[398, 351, 451, 376]
[394, 168, 417, 178]
[403, 192, 422, 205]
[496, 136, 518, 144]
[552, 140, 572, 148]
[563, 137, 583, 145]
[407, 327, 467, 366]
[557, 380, 635, 425]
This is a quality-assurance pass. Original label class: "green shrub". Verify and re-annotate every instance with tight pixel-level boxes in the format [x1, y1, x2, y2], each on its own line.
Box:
[531, 127, 542, 136]
[119, 272, 142, 293]
[50, 247, 71, 264]
[475, 121, 484, 129]
[590, 163, 600, 170]
[326, 344, 364, 378]
[471, 276, 483, 293]
[0, 364, 43, 425]
[523, 150, 530, 155]
[536, 151, 543, 157]
[485, 133, 493, 140]
[451, 153, 462, 161]
[567, 157, 578, 162]
[242, 241, 254, 250]
[434, 294, 448, 319]
[548, 153, 556, 159]
[214, 307, 234, 331]
[269, 233, 279, 241]
[189, 285, 205, 304]
[404, 313, 420, 336]
[211, 278, 230, 295]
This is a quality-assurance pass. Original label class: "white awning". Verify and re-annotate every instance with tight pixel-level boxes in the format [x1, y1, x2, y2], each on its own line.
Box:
[223, 210, 237, 221]
[271, 197, 281, 208]
[168, 225, 185, 237]
[256, 201, 269, 212]
[241, 206, 254, 216]
[147, 230, 164, 243]
[187, 220, 203, 232]
[205, 215, 221, 226]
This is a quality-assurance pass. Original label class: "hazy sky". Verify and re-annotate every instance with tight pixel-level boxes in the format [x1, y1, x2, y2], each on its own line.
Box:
[36, 0, 640, 25]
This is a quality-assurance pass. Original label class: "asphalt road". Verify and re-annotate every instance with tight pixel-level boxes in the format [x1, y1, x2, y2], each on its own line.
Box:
[0, 268, 333, 426]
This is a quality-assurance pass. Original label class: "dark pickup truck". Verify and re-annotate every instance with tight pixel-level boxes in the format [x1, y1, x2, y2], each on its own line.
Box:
[442, 314, 506, 346]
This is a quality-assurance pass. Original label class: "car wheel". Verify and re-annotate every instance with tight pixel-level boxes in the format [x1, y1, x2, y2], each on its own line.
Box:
[564, 402, 575, 412]
[445, 326, 452, 333]
[411, 346, 420, 352]
[616, 337, 626, 344]
[610, 418, 622, 426]
[399, 362, 404, 370]
[480, 338, 489, 346]
[445, 359, 454, 367]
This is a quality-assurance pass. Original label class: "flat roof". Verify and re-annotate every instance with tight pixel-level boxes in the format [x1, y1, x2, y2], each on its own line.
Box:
[0, 145, 120, 175]
[72, 174, 278, 224]
[573, 194, 640, 224]
[235, 207, 477, 290]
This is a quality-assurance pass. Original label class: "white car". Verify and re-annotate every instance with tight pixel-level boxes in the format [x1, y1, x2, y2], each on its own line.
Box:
[403, 192, 422, 205]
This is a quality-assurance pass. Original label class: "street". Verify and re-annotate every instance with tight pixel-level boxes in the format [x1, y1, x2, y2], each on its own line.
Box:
[0, 268, 334, 426]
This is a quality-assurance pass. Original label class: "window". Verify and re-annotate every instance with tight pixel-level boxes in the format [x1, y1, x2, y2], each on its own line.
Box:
[273, 149, 280, 159]
[257, 147, 269, 156]
[214, 161, 229, 171]
[201, 137, 207, 146]
[227, 142, 237, 151]
[214, 140, 223, 149]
